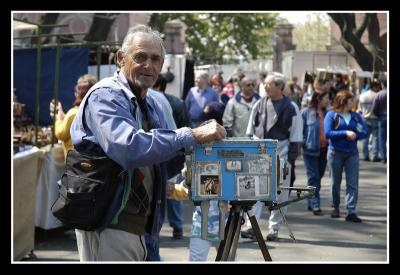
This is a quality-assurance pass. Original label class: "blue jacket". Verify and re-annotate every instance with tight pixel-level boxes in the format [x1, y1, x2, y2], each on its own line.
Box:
[324, 111, 368, 153]
[71, 71, 195, 238]
[301, 107, 327, 156]
[185, 86, 219, 123]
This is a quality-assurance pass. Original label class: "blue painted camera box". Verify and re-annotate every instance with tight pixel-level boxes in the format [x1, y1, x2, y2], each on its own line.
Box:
[187, 138, 278, 202]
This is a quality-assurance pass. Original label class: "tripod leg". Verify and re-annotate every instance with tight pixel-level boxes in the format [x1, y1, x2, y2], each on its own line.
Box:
[216, 206, 235, 261]
[247, 210, 272, 261]
[216, 209, 231, 261]
[228, 208, 243, 261]
[216, 206, 240, 261]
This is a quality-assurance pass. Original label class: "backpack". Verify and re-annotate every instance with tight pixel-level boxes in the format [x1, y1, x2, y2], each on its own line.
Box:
[51, 83, 128, 231]
[51, 148, 124, 231]
[333, 112, 367, 135]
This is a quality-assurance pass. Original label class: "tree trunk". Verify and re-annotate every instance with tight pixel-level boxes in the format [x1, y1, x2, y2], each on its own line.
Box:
[328, 13, 386, 72]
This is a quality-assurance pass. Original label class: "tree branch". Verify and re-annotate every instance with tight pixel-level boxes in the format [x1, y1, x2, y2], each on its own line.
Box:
[328, 13, 345, 29]
[329, 13, 374, 71]
[355, 14, 370, 39]
[367, 14, 386, 71]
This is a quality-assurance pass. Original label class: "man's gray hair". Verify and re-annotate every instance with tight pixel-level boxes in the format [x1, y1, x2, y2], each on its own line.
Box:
[196, 70, 210, 83]
[120, 24, 166, 58]
[270, 72, 287, 91]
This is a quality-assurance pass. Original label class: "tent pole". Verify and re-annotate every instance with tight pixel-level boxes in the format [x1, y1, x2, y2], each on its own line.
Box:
[34, 26, 42, 146]
[52, 37, 62, 147]
[97, 45, 101, 81]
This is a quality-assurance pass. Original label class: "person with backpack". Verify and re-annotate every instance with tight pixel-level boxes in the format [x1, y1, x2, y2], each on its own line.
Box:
[324, 90, 368, 223]
[64, 25, 226, 262]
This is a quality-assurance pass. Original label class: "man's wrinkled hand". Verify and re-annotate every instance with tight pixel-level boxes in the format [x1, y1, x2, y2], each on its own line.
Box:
[191, 119, 226, 144]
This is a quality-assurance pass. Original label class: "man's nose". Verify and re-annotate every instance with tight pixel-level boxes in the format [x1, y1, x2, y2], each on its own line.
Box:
[142, 57, 152, 67]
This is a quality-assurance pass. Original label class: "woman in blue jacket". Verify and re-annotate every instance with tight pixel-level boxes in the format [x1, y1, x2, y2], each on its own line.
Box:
[324, 90, 368, 222]
[301, 90, 330, 215]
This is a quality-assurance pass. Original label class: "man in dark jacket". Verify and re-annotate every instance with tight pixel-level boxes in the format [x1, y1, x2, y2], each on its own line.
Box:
[241, 72, 303, 242]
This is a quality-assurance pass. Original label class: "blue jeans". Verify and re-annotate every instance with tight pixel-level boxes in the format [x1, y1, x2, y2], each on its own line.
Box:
[328, 150, 359, 215]
[363, 118, 379, 159]
[145, 233, 160, 261]
[167, 199, 183, 230]
[378, 116, 387, 161]
[303, 148, 328, 208]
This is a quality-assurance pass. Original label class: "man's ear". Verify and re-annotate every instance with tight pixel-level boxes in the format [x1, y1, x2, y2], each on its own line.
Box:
[116, 51, 125, 67]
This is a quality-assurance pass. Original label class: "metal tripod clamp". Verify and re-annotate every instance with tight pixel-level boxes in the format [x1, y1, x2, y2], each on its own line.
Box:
[218, 200, 228, 241]
[200, 200, 210, 240]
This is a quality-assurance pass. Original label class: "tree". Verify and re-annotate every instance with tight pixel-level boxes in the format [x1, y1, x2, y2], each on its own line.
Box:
[293, 13, 330, 51]
[328, 13, 386, 72]
[149, 13, 277, 65]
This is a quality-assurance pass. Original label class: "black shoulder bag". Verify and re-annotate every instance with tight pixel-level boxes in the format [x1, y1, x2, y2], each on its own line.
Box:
[51, 87, 125, 231]
[51, 149, 123, 231]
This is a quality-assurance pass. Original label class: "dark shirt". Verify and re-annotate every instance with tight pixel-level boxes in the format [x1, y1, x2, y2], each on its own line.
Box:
[372, 89, 387, 117]
[164, 93, 189, 128]
[271, 97, 286, 114]
[203, 101, 225, 125]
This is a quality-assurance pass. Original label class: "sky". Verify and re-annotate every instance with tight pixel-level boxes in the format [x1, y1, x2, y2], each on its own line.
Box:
[278, 11, 329, 25]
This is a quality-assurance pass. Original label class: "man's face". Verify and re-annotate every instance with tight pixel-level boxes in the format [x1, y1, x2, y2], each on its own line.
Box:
[240, 78, 255, 96]
[121, 34, 164, 92]
[322, 81, 331, 92]
[212, 83, 223, 93]
[372, 85, 380, 92]
[264, 76, 282, 99]
[195, 76, 207, 89]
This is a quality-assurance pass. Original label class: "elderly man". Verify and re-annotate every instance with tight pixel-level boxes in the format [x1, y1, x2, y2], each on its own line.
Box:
[358, 79, 381, 162]
[70, 25, 226, 261]
[240, 72, 303, 241]
[185, 71, 219, 127]
[223, 77, 260, 137]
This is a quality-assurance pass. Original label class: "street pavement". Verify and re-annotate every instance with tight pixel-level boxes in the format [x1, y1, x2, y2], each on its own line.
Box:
[20, 149, 388, 263]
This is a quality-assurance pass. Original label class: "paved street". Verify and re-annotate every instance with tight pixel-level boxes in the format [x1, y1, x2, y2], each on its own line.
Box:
[21, 150, 388, 263]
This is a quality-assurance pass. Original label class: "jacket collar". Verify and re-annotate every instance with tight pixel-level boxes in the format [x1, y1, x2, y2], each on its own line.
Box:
[115, 70, 137, 101]
[235, 91, 260, 103]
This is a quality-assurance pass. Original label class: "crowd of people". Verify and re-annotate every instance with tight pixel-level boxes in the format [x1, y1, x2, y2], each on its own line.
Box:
[50, 24, 387, 262]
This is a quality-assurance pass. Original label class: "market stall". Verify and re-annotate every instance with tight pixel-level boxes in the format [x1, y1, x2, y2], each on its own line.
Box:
[35, 144, 65, 230]
[13, 147, 42, 261]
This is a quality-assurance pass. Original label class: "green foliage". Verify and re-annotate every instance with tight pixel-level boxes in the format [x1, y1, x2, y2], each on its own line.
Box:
[292, 13, 330, 51]
[149, 13, 277, 65]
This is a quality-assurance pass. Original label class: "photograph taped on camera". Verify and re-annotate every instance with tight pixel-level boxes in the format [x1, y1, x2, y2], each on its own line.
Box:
[246, 157, 270, 174]
[256, 175, 269, 196]
[197, 162, 219, 174]
[225, 159, 242, 172]
[196, 161, 221, 197]
[199, 175, 221, 196]
[236, 174, 257, 198]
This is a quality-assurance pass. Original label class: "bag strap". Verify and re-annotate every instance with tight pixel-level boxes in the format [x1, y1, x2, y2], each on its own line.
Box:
[76, 74, 142, 227]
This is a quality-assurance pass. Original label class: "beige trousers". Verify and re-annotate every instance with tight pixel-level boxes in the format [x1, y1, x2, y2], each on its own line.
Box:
[75, 228, 147, 262]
